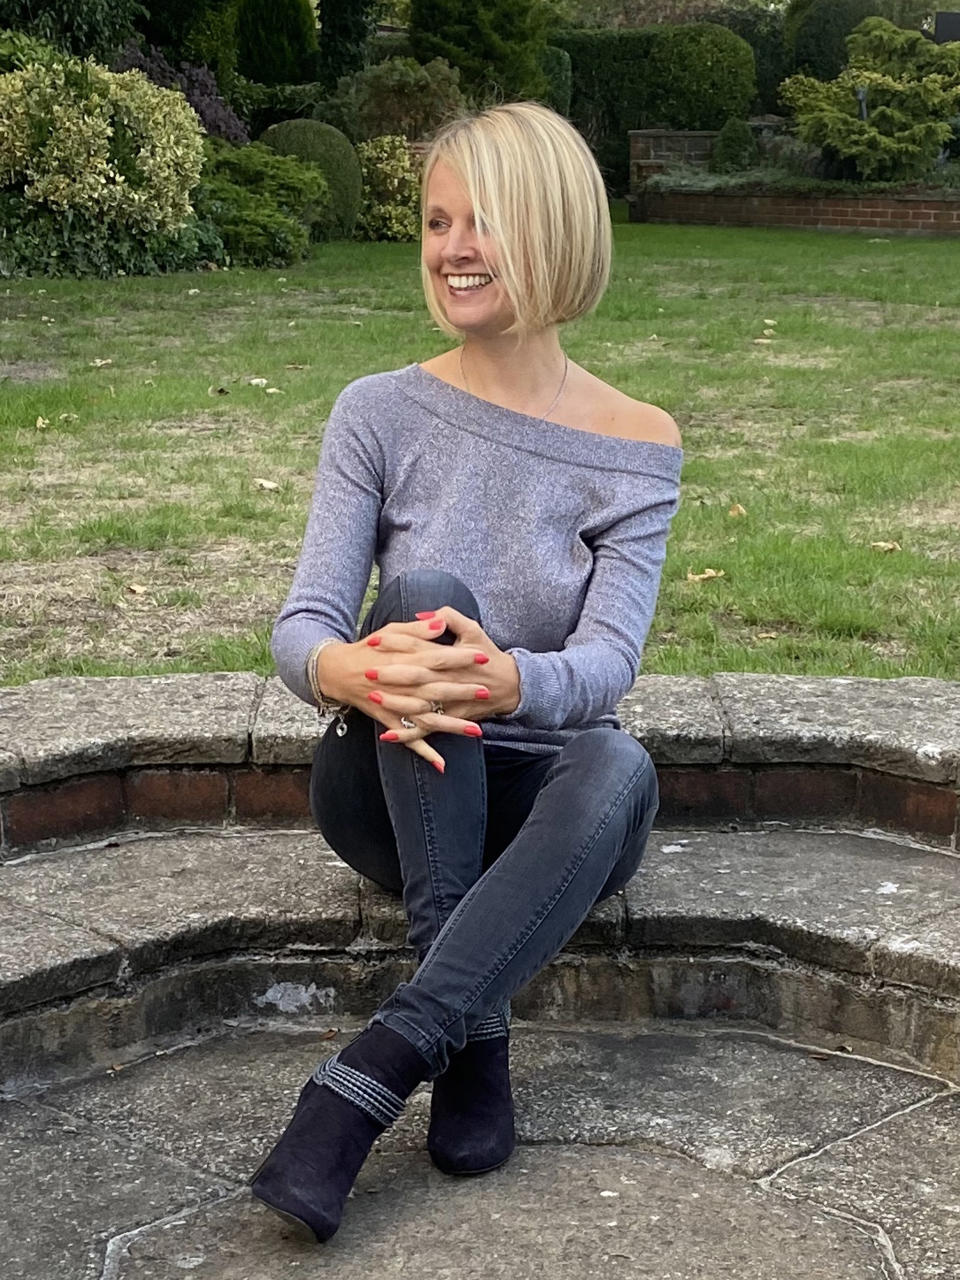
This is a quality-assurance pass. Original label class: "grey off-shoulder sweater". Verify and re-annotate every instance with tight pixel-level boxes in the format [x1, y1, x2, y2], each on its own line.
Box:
[271, 362, 684, 754]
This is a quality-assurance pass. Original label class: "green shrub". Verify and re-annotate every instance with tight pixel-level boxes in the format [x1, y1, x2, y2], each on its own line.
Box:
[260, 118, 362, 238]
[794, 0, 889, 81]
[316, 0, 372, 94]
[0, 57, 205, 233]
[709, 117, 760, 172]
[781, 17, 960, 182]
[0, 190, 226, 279]
[0, 0, 143, 63]
[227, 77, 328, 137]
[0, 28, 62, 71]
[193, 171, 308, 266]
[354, 134, 420, 241]
[197, 136, 331, 243]
[644, 163, 960, 195]
[367, 32, 415, 65]
[539, 43, 572, 117]
[235, 0, 319, 86]
[697, 3, 790, 115]
[643, 24, 757, 130]
[409, 0, 551, 103]
[314, 56, 466, 143]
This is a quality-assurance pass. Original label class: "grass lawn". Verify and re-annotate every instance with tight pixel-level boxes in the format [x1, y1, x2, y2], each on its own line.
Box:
[1, 212, 958, 686]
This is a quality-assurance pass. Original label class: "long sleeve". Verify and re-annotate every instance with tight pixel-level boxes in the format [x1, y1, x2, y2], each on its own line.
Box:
[270, 381, 384, 705]
[497, 486, 681, 731]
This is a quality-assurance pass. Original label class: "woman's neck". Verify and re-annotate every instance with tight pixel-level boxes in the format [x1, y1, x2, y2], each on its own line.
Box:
[458, 331, 567, 415]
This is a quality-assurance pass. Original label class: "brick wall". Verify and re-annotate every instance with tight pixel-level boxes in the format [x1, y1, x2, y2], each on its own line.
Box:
[630, 189, 960, 236]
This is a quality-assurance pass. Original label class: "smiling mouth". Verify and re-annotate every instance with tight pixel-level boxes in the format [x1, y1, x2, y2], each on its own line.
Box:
[444, 273, 494, 294]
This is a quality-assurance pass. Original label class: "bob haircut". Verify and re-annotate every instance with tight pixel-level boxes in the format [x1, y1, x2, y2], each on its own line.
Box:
[419, 101, 612, 344]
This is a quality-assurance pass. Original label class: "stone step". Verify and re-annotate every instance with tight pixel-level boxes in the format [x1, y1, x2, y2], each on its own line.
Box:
[1, 824, 959, 1090]
[3, 1018, 956, 1278]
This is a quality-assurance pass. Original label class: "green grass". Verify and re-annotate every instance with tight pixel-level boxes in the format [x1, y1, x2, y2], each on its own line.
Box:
[1, 216, 959, 685]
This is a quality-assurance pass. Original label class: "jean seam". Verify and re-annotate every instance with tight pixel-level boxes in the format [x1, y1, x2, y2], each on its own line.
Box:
[427, 757, 650, 1037]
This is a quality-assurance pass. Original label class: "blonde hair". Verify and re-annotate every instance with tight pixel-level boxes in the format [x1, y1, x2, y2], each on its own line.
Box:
[419, 101, 612, 343]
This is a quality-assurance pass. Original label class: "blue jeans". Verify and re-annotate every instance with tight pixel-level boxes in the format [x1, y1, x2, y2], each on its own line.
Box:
[310, 569, 660, 1079]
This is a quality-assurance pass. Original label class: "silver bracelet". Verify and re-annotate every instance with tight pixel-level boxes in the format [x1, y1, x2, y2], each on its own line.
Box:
[306, 639, 351, 735]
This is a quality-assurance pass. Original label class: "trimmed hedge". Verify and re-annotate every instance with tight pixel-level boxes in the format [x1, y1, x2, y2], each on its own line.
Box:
[553, 24, 756, 193]
[260, 118, 362, 239]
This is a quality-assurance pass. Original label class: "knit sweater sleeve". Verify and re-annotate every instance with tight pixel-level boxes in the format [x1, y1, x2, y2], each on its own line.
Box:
[270, 381, 383, 706]
[497, 482, 681, 731]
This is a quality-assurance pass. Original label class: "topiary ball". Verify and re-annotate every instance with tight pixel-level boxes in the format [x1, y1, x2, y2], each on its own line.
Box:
[259, 118, 362, 240]
[709, 117, 761, 173]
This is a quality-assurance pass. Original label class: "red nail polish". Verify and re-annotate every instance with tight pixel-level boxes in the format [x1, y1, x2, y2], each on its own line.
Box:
[366, 636, 381, 647]
[415, 611, 436, 619]
[463, 724, 483, 737]
[429, 620, 445, 630]
[364, 669, 378, 680]
[474, 653, 489, 664]
[367, 691, 383, 704]
[432, 759, 445, 773]
[380, 730, 398, 741]
[475, 689, 490, 699]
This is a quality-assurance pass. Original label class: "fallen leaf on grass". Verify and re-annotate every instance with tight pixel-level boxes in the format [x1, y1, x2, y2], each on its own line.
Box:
[207, 385, 230, 396]
[90, 358, 113, 368]
[254, 477, 280, 491]
[58, 412, 78, 422]
[126, 583, 147, 595]
[247, 376, 268, 387]
[870, 540, 901, 552]
[762, 328, 776, 337]
[686, 568, 725, 582]
[264, 387, 283, 394]
[35, 416, 50, 429]
[284, 363, 308, 370]
[186, 287, 200, 295]
[756, 632, 779, 640]
[753, 337, 773, 345]
[763, 318, 777, 326]
[728, 503, 747, 518]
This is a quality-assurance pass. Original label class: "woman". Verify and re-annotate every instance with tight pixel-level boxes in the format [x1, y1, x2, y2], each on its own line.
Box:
[252, 100, 683, 1243]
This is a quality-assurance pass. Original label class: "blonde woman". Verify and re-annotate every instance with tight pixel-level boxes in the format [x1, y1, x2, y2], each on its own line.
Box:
[252, 101, 683, 1242]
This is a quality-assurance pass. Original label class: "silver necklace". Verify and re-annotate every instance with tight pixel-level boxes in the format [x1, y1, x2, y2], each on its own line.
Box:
[459, 346, 569, 423]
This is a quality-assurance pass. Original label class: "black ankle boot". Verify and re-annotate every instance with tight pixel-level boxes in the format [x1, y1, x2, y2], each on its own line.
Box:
[427, 1030, 516, 1175]
[250, 1022, 433, 1242]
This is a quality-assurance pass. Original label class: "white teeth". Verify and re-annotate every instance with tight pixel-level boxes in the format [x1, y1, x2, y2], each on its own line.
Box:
[447, 274, 492, 289]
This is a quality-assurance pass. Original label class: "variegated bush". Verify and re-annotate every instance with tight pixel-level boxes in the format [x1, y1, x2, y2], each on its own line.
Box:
[0, 57, 204, 233]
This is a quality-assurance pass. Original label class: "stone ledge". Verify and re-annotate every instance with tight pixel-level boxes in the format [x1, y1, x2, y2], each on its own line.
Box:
[2, 827, 959, 1087]
[2, 672, 958, 793]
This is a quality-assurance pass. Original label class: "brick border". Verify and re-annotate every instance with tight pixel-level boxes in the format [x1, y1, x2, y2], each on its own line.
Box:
[1, 761, 956, 857]
[630, 188, 960, 235]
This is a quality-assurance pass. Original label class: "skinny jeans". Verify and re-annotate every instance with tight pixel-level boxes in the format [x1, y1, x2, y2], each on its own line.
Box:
[309, 569, 660, 1079]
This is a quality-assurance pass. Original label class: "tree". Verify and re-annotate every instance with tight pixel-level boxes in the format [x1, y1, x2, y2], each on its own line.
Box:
[409, 0, 551, 102]
[318, 0, 378, 94]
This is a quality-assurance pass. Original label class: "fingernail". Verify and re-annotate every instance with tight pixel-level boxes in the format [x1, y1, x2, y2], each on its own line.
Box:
[475, 688, 490, 699]
[429, 620, 445, 630]
[463, 724, 483, 737]
[474, 653, 489, 664]
[415, 611, 436, 619]
[380, 730, 399, 741]
[432, 759, 445, 774]
[366, 636, 381, 647]
[364, 669, 378, 680]
[367, 691, 384, 704]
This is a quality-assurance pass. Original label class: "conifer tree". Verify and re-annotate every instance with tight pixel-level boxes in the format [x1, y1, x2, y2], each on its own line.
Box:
[410, 0, 550, 103]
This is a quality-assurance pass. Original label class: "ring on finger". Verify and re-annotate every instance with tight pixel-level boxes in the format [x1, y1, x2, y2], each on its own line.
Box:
[430, 701, 444, 715]
[400, 717, 417, 730]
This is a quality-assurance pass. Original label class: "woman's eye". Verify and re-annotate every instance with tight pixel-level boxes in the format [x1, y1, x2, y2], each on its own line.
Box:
[428, 219, 445, 230]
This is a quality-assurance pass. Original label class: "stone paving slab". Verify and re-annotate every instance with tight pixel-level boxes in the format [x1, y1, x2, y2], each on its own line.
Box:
[628, 828, 960, 976]
[874, 907, 960, 999]
[618, 674, 724, 764]
[0, 895, 120, 1016]
[124, 1149, 885, 1279]
[250, 676, 322, 765]
[43, 1021, 945, 1183]
[12, 1019, 956, 1277]
[0, 831, 360, 981]
[711, 673, 960, 784]
[0, 673, 264, 788]
[0, 746, 19, 794]
[0, 1097, 231, 1280]
[776, 1090, 960, 1280]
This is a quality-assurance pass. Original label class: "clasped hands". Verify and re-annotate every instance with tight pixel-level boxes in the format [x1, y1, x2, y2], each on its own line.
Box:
[315, 607, 521, 774]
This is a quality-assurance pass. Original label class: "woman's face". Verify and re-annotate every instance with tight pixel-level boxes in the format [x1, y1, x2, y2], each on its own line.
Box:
[423, 161, 513, 335]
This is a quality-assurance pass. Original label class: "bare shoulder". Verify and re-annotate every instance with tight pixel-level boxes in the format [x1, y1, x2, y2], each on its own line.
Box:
[574, 369, 682, 447]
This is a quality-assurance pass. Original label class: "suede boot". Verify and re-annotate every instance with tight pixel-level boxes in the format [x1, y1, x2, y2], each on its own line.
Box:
[427, 1017, 516, 1176]
[250, 1022, 433, 1242]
